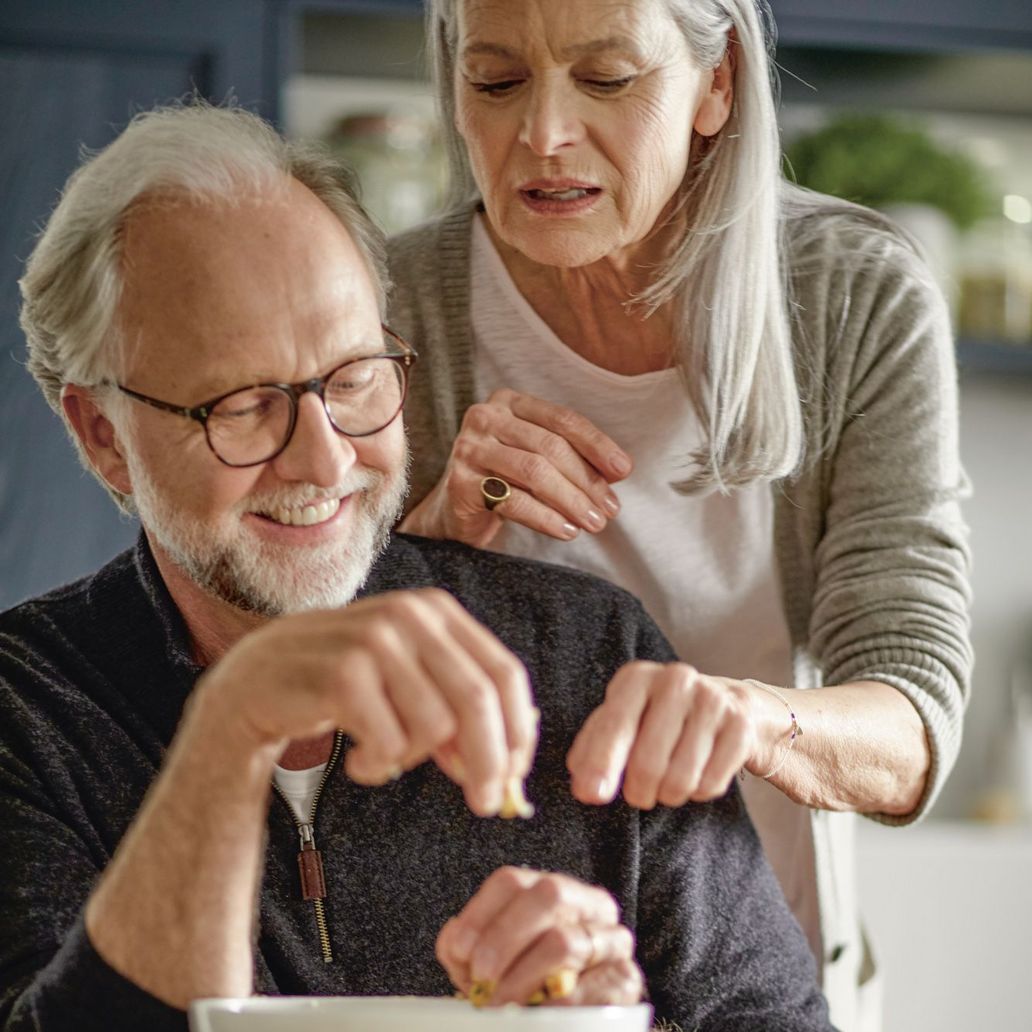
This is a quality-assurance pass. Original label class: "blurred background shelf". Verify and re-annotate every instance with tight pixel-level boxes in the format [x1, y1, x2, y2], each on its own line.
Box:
[957, 339, 1032, 375]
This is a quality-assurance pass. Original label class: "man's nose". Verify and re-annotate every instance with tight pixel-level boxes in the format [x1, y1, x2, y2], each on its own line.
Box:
[518, 77, 584, 157]
[271, 392, 355, 486]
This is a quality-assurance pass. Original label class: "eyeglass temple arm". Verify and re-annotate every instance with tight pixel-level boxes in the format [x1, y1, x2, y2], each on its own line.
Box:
[117, 384, 209, 421]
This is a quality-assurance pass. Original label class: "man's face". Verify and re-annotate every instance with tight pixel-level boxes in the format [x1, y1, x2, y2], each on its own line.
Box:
[110, 178, 407, 616]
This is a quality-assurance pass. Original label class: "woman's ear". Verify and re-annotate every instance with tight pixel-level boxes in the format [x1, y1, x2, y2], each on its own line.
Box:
[61, 385, 133, 497]
[693, 36, 736, 138]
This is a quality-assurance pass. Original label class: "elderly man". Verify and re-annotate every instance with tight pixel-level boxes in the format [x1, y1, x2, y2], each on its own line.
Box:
[0, 104, 832, 1032]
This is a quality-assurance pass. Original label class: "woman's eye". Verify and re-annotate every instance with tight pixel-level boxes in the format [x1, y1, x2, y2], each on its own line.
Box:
[582, 76, 636, 94]
[470, 79, 523, 96]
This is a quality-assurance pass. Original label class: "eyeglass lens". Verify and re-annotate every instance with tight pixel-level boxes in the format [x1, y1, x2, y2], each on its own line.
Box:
[205, 356, 406, 466]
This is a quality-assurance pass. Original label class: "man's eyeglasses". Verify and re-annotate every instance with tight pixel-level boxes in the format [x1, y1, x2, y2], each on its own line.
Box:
[114, 325, 417, 468]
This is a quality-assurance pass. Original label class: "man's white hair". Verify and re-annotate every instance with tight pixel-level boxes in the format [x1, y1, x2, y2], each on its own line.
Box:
[19, 99, 389, 504]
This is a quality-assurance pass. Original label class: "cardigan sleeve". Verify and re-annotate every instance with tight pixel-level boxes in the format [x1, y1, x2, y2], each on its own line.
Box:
[803, 226, 973, 823]
[387, 209, 478, 512]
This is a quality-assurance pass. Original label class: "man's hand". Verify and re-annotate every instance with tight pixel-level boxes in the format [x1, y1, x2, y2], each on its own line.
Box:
[567, 662, 766, 808]
[194, 588, 537, 816]
[436, 867, 644, 1007]
[399, 389, 630, 548]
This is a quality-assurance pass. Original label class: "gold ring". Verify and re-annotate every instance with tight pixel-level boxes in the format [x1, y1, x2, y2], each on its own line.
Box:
[480, 476, 511, 512]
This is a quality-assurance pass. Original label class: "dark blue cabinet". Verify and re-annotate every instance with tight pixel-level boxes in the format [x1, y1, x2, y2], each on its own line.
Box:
[2, 0, 1031, 608]
[770, 0, 1032, 51]
[0, 1, 276, 608]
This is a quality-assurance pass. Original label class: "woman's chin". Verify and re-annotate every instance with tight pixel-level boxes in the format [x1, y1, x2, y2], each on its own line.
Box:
[500, 227, 621, 270]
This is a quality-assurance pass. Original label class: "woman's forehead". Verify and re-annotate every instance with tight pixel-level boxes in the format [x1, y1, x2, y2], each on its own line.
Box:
[456, 0, 673, 47]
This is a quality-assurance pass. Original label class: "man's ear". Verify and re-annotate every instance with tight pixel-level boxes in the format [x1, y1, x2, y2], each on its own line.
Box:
[61, 385, 133, 497]
[693, 37, 735, 138]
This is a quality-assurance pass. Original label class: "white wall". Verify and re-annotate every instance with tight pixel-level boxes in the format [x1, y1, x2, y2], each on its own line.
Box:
[934, 374, 1032, 819]
[857, 820, 1032, 1031]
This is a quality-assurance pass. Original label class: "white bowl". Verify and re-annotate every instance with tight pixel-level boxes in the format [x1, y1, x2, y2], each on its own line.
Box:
[188, 995, 653, 1032]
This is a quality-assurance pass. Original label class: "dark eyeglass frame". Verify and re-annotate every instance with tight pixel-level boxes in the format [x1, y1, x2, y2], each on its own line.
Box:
[114, 324, 417, 468]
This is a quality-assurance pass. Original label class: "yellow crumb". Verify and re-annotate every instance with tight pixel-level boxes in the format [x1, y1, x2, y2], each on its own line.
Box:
[544, 968, 578, 1000]
[499, 777, 535, 819]
[469, 979, 496, 1008]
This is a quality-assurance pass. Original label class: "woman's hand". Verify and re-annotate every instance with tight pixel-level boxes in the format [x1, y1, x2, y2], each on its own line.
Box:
[399, 388, 632, 548]
[567, 662, 786, 808]
[437, 867, 644, 1007]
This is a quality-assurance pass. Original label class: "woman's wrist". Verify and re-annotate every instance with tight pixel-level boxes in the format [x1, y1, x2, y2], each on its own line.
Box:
[740, 678, 802, 781]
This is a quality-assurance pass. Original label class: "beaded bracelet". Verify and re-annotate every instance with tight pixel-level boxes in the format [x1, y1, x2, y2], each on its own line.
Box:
[745, 679, 803, 780]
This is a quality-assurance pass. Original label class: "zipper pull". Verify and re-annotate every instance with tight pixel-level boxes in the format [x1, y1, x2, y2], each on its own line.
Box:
[297, 823, 327, 902]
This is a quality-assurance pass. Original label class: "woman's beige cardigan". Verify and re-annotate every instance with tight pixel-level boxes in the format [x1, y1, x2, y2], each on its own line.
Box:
[386, 203, 973, 1029]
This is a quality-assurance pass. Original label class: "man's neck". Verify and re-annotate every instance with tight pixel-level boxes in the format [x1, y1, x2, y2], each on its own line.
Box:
[145, 533, 265, 666]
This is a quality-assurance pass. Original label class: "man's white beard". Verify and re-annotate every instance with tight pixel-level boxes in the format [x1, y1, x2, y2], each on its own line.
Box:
[126, 447, 408, 617]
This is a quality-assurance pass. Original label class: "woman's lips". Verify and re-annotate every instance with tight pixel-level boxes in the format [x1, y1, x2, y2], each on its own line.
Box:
[518, 182, 603, 215]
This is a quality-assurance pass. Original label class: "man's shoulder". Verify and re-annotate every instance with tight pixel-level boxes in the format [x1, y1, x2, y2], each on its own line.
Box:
[372, 534, 656, 631]
[372, 536, 677, 713]
[0, 545, 162, 697]
[0, 548, 136, 637]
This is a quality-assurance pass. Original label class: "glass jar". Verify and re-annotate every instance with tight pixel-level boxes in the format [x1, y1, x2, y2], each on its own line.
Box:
[325, 110, 446, 235]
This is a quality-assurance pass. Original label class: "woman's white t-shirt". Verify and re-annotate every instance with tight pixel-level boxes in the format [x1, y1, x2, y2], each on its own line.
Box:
[469, 215, 820, 957]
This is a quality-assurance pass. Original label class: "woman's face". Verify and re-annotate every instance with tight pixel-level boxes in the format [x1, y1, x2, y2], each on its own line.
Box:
[453, 0, 731, 269]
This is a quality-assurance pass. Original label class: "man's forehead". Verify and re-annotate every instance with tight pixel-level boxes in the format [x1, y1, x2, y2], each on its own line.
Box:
[115, 184, 380, 397]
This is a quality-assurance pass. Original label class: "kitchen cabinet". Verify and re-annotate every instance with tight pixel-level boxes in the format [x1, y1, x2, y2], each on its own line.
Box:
[3, 0, 1031, 609]
[0, 1, 278, 608]
[770, 0, 1032, 51]
[768, 4, 1032, 377]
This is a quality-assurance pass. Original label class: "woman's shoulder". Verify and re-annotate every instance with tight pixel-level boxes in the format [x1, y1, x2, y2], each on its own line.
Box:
[779, 183, 933, 290]
[387, 204, 477, 270]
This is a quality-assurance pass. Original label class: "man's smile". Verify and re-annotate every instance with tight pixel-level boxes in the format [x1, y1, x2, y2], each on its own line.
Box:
[256, 497, 343, 528]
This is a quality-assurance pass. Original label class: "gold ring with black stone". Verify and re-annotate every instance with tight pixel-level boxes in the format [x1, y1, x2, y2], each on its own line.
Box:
[480, 476, 511, 511]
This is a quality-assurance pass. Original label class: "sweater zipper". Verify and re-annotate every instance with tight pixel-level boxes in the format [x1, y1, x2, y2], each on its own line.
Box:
[272, 730, 345, 965]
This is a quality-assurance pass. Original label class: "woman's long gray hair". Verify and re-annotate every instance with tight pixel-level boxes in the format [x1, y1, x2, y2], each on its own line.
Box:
[427, 0, 803, 492]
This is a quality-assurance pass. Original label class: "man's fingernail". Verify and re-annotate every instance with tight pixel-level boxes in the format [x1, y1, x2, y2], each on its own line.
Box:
[583, 509, 604, 531]
[603, 493, 620, 516]
[561, 522, 579, 540]
[594, 776, 614, 799]
[611, 454, 631, 476]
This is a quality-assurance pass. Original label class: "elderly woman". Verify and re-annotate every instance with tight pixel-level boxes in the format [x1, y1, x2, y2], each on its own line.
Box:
[388, 1, 972, 1028]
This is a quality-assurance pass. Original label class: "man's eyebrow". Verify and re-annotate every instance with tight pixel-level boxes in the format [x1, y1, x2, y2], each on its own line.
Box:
[461, 36, 643, 62]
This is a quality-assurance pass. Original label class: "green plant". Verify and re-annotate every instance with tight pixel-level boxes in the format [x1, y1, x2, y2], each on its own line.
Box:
[785, 113, 993, 229]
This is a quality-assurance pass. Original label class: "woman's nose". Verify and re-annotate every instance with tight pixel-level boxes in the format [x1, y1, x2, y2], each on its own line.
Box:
[271, 392, 355, 486]
[518, 77, 584, 157]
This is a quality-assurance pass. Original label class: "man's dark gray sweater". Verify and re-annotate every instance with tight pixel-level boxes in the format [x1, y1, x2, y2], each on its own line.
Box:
[0, 533, 832, 1031]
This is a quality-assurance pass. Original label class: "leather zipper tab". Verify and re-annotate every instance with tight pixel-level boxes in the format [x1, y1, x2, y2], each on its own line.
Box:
[297, 824, 327, 901]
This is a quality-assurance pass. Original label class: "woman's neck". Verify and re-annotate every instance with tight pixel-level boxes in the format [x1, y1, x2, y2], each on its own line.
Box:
[482, 215, 680, 376]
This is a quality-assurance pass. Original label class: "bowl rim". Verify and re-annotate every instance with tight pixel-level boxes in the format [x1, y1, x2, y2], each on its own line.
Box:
[189, 995, 654, 1022]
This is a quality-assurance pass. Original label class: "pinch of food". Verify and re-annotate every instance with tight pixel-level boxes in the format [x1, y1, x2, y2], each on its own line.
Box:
[545, 968, 578, 1000]
[469, 979, 497, 1008]
[499, 777, 535, 819]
